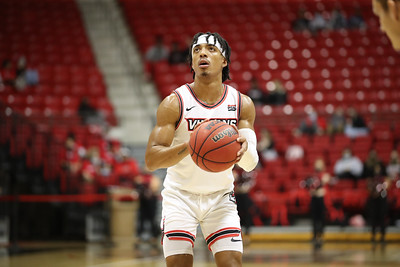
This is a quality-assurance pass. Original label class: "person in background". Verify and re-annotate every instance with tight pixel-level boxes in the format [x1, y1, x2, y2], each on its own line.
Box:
[363, 149, 386, 179]
[145, 35, 169, 79]
[257, 128, 278, 164]
[61, 133, 86, 192]
[333, 147, 363, 181]
[305, 158, 331, 249]
[233, 167, 256, 246]
[386, 150, 400, 180]
[0, 59, 15, 87]
[348, 5, 367, 29]
[327, 107, 346, 135]
[344, 107, 369, 138]
[135, 169, 162, 245]
[297, 108, 326, 136]
[168, 41, 186, 65]
[267, 79, 287, 106]
[246, 77, 267, 106]
[367, 163, 391, 243]
[372, 0, 400, 51]
[114, 147, 141, 188]
[329, 6, 348, 30]
[292, 7, 311, 32]
[309, 11, 328, 35]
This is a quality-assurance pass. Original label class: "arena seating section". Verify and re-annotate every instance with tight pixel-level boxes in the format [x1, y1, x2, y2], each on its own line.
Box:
[0, 0, 117, 194]
[120, 0, 400, 225]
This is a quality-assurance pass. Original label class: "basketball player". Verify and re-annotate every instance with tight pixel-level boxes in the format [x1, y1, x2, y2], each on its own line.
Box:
[145, 32, 259, 267]
[372, 0, 400, 51]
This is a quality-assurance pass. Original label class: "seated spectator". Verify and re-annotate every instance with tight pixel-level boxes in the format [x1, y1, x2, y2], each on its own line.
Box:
[145, 35, 169, 63]
[267, 79, 287, 106]
[78, 97, 103, 125]
[329, 6, 347, 30]
[168, 41, 186, 65]
[309, 11, 328, 35]
[363, 149, 386, 179]
[114, 147, 141, 187]
[246, 77, 268, 106]
[257, 128, 278, 163]
[348, 5, 366, 30]
[145, 35, 169, 79]
[297, 108, 326, 136]
[327, 107, 346, 135]
[344, 107, 369, 138]
[0, 59, 16, 87]
[334, 147, 363, 180]
[386, 150, 400, 180]
[292, 7, 310, 32]
[285, 144, 304, 162]
[81, 146, 102, 194]
[61, 133, 86, 192]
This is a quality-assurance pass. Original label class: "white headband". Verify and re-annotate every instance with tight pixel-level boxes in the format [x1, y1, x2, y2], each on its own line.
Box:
[192, 34, 225, 58]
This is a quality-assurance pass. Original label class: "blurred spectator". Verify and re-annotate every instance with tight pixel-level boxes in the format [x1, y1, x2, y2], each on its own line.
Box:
[366, 163, 391, 243]
[285, 144, 304, 162]
[386, 150, 400, 180]
[78, 97, 103, 126]
[305, 158, 331, 249]
[0, 59, 15, 87]
[80, 146, 102, 194]
[363, 149, 386, 179]
[61, 133, 86, 192]
[327, 107, 346, 135]
[292, 7, 310, 32]
[145, 35, 169, 62]
[168, 41, 186, 65]
[135, 169, 161, 244]
[246, 77, 267, 106]
[14, 56, 39, 91]
[267, 79, 287, 106]
[233, 167, 257, 244]
[309, 11, 328, 34]
[114, 147, 141, 187]
[296, 108, 326, 136]
[329, 6, 347, 30]
[344, 107, 369, 138]
[333, 147, 363, 180]
[348, 5, 366, 30]
[145, 35, 169, 80]
[257, 128, 278, 164]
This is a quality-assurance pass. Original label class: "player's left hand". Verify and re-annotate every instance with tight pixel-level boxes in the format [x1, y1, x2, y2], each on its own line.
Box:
[233, 125, 248, 163]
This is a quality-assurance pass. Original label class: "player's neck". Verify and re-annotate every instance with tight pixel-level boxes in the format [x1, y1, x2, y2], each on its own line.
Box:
[191, 80, 224, 105]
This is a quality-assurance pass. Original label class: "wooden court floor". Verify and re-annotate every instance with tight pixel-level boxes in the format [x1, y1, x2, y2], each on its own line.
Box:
[1, 239, 400, 267]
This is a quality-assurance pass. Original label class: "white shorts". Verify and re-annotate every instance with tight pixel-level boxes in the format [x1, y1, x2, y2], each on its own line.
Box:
[160, 187, 243, 258]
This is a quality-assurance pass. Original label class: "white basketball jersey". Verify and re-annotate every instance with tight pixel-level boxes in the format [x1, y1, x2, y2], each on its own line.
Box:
[164, 83, 242, 194]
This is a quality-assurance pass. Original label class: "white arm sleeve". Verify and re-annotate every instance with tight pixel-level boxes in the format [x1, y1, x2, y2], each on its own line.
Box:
[237, 128, 259, 172]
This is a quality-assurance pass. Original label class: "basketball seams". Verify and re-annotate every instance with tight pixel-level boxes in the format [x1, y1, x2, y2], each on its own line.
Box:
[189, 120, 240, 172]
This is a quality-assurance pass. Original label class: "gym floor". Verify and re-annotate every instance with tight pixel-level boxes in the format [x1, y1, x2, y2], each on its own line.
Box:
[1, 239, 400, 267]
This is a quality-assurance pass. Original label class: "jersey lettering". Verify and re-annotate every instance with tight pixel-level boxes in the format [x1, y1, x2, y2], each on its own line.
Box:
[186, 118, 238, 131]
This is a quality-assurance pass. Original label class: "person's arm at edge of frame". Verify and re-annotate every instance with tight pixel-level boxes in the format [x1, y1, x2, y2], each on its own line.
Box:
[235, 94, 259, 172]
[145, 94, 189, 171]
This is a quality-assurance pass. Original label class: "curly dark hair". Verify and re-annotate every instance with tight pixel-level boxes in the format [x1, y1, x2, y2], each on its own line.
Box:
[188, 32, 231, 82]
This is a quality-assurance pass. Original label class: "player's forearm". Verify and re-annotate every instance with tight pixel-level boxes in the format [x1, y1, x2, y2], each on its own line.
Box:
[145, 142, 189, 171]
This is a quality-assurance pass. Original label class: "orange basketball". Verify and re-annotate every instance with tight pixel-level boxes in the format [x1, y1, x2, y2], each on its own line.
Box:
[189, 120, 240, 172]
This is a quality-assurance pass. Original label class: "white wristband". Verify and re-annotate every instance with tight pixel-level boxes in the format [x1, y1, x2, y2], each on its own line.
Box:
[237, 128, 259, 172]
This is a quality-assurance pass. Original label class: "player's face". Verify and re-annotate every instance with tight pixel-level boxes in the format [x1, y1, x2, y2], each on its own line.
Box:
[191, 43, 227, 78]
[372, 0, 400, 51]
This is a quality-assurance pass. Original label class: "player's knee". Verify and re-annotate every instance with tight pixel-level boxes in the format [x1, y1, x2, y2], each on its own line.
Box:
[215, 250, 242, 267]
[166, 254, 193, 267]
